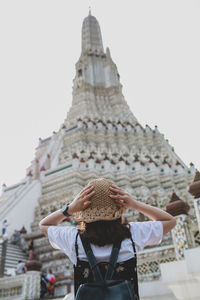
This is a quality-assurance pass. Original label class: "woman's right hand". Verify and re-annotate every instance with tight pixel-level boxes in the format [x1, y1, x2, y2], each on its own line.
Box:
[68, 185, 95, 215]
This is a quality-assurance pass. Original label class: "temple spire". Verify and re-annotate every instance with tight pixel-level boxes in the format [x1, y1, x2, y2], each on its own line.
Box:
[66, 13, 138, 124]
[82, 13, 104, 54]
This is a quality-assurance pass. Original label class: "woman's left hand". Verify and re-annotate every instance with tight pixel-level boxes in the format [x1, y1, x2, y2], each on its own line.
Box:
[109, 185, 138, 210]
[68, 185, 95, 215]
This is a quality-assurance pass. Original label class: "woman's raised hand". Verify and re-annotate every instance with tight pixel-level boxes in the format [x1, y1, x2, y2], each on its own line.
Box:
[109, 185, 138, 210]
[68, 185, 95, 215]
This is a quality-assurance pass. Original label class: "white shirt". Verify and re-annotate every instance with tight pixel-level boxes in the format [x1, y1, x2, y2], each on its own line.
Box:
[48, 221, 163, 265]
[16, 262, 26, 274]
[2, 222, 8, 230]
[46, 273, 55, 282]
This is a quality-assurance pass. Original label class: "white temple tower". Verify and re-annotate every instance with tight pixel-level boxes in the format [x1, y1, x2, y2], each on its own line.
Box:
[0, 12, 199, 299]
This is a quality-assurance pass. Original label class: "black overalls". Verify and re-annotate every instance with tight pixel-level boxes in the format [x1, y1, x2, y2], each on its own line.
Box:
[73, 232, 140, 299]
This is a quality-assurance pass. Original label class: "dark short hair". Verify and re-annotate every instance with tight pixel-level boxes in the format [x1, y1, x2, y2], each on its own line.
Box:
[80, 218, 131, 246]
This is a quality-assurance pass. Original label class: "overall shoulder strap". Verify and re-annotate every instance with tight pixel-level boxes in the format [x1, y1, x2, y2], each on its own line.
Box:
[74, 231, 80, 264]
[130, 235, 137, 260]
[105, 240, 122, 280]
[79, 233, 103, 282]
[130, 234, 139, 297]
[127, 224, 137, 260]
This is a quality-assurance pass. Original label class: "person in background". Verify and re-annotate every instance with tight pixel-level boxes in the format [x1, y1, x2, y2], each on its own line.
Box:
[40, 273, 48, 298]
[10, 230, 21, 245]
[46, 269, 55, 297]
[16, 260, 27, 275]
[28, 239, 34, 250]
[2, 220, 8, 236]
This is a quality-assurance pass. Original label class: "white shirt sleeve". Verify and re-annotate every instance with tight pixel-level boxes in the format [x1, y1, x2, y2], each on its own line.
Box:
[129, 221, 163, 251]
[47, 225, 77, 263]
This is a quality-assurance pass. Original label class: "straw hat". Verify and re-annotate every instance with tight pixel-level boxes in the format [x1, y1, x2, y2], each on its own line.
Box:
[74, 178, 124, 223]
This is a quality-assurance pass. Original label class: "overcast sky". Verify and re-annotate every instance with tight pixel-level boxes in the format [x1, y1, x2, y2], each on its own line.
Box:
[0, 0, 199, 188]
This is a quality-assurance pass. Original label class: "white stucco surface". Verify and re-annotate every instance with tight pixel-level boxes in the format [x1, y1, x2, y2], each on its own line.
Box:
[139, 280, 176, 299]
[160, 248, 200, 300]
[0, 180, 41, 234]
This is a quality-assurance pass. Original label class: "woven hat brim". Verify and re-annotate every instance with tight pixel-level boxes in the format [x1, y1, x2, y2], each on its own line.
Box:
[74, 206, 124, 223]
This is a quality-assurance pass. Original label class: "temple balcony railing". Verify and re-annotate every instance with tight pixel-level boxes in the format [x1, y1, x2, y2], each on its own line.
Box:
[137, 245, 176, 282]
[0, 271, 40, 300]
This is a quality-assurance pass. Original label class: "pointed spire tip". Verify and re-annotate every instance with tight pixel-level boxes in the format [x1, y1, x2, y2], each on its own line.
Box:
[89, 6, 91, 15]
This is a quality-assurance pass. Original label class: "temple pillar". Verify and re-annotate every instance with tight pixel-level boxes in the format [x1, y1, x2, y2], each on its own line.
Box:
[25, 249, 42, 271]
[188, 170, 200, 232]
[72, 153, 79, 169]
[46, 154, 51, 170]
[66, 279, 72, 294]
[194, 198, 200, 232]
[33, 159, 39, 180]
[166, 191, 190, 260]
[171, 214, 188, 260]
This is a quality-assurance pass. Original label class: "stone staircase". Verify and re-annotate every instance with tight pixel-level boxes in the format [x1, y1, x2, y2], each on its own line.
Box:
[0, 240, 27, 276]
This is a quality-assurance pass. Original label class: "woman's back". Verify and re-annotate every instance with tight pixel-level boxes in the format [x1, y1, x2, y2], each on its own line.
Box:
[40, 177, 176, 299]
[48, 220, 163, 265]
